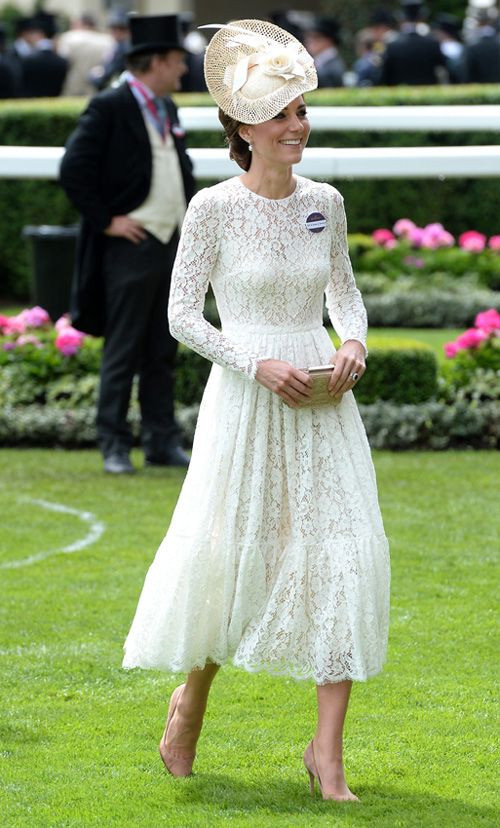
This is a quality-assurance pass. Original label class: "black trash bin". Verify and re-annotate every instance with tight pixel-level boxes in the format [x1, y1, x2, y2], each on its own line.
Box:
[22, 224, 78, 322]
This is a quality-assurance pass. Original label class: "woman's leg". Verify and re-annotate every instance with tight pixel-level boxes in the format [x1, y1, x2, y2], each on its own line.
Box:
[166, 662, 220, 755]
[312, 679, 358, 801]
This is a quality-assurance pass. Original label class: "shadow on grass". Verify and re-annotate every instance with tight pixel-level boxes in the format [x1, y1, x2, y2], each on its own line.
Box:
[159, 773, 496, 827]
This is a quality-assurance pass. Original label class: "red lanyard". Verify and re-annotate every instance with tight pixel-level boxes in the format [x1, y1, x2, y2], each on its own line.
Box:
[128, 78, 170, 140]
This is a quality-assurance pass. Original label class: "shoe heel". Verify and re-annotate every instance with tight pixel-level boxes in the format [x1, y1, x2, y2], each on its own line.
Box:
[307, 768, 315, 796]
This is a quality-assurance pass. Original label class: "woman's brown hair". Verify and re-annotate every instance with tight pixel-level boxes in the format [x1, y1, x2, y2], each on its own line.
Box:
[218, 108, 252, 172]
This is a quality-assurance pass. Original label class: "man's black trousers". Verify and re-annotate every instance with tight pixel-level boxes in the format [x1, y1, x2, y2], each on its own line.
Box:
[97, 230, 181, 458]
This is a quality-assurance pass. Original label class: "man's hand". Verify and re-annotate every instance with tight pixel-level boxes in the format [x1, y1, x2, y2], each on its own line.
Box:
[104, 216, 147, 244]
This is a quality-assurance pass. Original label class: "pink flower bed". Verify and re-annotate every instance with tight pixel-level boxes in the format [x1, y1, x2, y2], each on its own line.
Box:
[372, 219, 499, 252]
[444, 308, 500, 358]
[0, 307, 86, 356]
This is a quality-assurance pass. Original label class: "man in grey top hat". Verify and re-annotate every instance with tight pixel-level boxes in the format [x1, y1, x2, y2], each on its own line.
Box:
[60, 14, 195, 474]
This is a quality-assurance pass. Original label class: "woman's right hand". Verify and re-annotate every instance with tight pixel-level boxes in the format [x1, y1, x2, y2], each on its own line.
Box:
[255, 359, 312, 408]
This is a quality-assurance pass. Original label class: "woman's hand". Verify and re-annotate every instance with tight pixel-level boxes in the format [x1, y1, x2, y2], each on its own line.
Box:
[328, 340, 366, 399]
[256, 359, 312, 408]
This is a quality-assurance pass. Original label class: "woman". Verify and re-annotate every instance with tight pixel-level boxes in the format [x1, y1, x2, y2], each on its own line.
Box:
[123, 18, 390, 803]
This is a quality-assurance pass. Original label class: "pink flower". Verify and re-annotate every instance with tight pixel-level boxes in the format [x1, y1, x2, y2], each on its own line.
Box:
[385, 238, 397, 249]
[475, 308, 500, 334]
[0, 314, 9, 333]
[444, 342, 459, 358]
[488, 235, 500, 251]
[3, 315, 26, 335]
[16, 334, 42, 348]
[55, 326, 85, 356]
[2, 341, 15, 351]
[455, 328, 489, 350]
[372, 228, 395, 246]
[458, 231, 486, 252]
[439, 230, 455, 247]
[19, 306, 50, 328]
[421, 223, 455, 249]
[393, 218, 416, 237]
[55, 314, 71, 331]
[408, 226, 425, 248]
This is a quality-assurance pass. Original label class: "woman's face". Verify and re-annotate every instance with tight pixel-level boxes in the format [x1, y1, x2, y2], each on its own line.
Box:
[240, 96, 310, 168]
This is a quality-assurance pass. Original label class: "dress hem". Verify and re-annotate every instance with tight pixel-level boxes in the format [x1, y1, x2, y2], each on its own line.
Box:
[121, 653, 387, 685]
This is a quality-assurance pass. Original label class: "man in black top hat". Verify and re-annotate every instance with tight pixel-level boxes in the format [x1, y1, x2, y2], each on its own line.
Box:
[433, 13, 464, 83]
[461, 8, 500, 83]
[21, 12, 68, 97]
[60, 14, 195, 474]
[304, 17, 345, 87]
[378, 0, 447, 85]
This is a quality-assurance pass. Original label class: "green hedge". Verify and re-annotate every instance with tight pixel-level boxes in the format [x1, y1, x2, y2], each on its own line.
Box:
[363, 290, 500, 328]
[1, 398, 496, 450]
[350, 239, 500, 292]
[175, 343, 437, 406]
[0, 332, 438, 409]
[1, 86, 500, 299]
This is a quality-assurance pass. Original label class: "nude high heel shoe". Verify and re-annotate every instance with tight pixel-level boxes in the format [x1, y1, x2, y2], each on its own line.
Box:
[303, 740, 359, 802]
[159, 683, 196, 777]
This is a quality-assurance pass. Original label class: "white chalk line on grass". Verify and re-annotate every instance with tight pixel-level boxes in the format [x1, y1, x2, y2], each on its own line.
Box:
[0, 498, 105, 570]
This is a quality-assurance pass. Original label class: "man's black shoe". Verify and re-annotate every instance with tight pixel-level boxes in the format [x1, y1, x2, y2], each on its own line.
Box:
[145, 446, 190, 468]
[104, 453, 135, 474]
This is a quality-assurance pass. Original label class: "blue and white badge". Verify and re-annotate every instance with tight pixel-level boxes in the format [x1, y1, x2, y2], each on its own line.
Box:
[306, 212, 327, 233]
[171, 124, 186, 138]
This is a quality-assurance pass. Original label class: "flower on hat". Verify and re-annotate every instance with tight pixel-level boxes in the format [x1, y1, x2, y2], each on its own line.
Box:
[227, 39, 307, 95]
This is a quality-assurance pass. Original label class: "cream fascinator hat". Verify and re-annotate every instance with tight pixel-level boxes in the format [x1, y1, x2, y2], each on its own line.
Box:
[201, 19, 318, 125]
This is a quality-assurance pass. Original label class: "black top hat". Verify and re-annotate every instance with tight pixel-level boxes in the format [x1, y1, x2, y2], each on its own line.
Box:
[434, 13, 461, 39]
[308, 16, 342, 45]
[31, 11, 58, 39]
[370, 9, 397, 27]
[400, 1, 428, 22]
[127, 14, 186, 56]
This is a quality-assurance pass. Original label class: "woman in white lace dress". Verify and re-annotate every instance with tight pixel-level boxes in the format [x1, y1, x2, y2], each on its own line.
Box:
[123, 19, 390, 802]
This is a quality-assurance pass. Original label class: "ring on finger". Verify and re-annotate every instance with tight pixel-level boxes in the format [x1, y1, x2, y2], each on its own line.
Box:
[350, 372, 360, 382]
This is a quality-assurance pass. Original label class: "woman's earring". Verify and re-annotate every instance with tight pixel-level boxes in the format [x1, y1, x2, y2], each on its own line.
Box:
[248, 143, 252, 151]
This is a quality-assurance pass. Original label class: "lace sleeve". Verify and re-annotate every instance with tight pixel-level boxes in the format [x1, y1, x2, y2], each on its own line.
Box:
[168, 191, 260, 378]
[324, 189, 368, 354]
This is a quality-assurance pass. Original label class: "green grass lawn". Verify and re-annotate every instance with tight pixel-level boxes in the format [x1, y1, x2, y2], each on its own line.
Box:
[0, 448, 497, 827]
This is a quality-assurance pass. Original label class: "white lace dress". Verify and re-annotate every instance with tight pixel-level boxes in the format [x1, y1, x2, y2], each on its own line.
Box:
[123, 175, 390, 684]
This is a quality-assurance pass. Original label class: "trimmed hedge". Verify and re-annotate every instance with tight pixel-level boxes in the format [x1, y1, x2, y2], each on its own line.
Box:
[1, 398, 496, 450]
[355, 347, 437, 404]
[1, 86, 500, 299]
[173, 341, 439, 407]
[364, 290, 500, 328]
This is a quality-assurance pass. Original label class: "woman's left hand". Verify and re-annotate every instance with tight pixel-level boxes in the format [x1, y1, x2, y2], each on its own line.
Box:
[328, 340, 366, 399]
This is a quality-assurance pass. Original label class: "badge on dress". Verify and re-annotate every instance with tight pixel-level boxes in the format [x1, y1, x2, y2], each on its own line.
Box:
[305, 212, 327, 233]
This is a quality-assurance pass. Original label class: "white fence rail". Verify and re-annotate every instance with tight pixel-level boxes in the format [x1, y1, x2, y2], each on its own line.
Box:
[1, 144, 499, 180]
[178, 104, 500, 132]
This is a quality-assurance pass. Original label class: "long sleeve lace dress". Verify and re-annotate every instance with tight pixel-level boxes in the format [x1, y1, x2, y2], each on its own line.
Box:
[123, 175, 390, 684]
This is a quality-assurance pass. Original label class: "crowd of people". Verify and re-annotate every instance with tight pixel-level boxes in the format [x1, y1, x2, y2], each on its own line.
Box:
[0, 2, 499, 99]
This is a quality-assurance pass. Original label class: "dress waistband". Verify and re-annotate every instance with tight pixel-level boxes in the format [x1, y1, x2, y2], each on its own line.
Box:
[222, 323, 325, 336]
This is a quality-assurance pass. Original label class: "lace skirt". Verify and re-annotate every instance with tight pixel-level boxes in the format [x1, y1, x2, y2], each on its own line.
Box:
[123, 325, 390, 684]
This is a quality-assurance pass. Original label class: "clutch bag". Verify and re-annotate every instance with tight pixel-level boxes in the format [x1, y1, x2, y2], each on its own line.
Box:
[298, 364, 338, 408]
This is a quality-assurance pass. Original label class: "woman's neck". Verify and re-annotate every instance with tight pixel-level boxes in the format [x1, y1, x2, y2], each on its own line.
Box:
[240, 164, 295, 200]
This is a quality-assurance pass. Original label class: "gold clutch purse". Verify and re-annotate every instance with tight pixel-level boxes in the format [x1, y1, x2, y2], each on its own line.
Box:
[298, 364, 339, 408]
